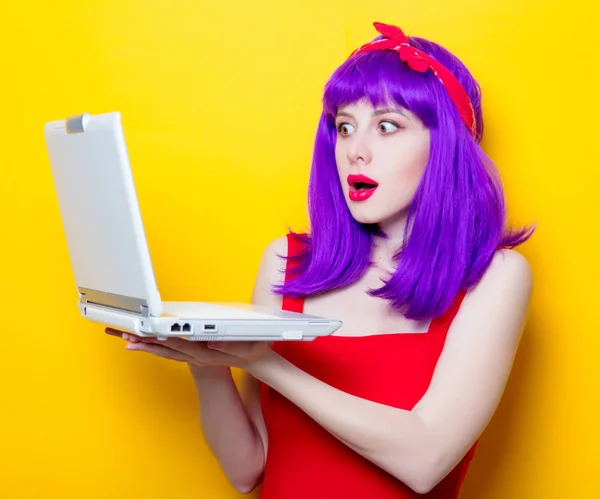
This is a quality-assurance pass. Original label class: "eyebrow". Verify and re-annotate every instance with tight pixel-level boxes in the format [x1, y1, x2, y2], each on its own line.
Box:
[336, 107, 410, 119]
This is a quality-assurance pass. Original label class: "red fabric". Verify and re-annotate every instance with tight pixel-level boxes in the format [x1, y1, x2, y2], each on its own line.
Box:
[259, 234, 477, 498]
[350, 22, 477, 138]
[280, 233, 305, 313]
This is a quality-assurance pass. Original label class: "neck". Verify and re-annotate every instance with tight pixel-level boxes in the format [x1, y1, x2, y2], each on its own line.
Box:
[372, 210, 409, 269]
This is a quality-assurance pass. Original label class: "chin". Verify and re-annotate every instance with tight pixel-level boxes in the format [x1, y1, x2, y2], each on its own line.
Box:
[347, 206, 387, 225]
[347, 200, 411, 230]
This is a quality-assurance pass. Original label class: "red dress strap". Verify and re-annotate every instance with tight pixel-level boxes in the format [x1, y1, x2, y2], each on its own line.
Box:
[281, 233, 306, 313]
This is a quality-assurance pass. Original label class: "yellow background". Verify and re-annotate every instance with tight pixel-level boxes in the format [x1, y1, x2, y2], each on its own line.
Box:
[1, 1, 598, 498]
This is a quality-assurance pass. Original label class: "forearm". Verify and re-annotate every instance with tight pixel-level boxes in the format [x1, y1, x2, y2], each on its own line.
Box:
[189, 365, 264, 493]
[249, 352, 439, 493]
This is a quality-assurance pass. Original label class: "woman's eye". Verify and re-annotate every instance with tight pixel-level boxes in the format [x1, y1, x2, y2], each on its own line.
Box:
[379, 121, 399, 133]
[337, 123, 355, 135]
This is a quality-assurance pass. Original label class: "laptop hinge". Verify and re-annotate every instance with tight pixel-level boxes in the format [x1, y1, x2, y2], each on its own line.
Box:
[78, 287, 150, 316]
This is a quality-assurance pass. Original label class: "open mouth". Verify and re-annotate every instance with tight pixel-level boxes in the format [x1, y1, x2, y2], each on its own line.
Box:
[352, 181, 378, 190]
[347, 174, 379, 201]
[348, 174, 378, 190]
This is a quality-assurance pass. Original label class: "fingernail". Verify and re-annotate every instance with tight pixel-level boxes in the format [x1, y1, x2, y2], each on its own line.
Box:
[126, 343, 139, 350]
[207, 341, 222, 350]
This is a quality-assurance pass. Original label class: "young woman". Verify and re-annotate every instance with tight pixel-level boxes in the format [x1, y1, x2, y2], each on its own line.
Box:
[108, 22, 534, 498]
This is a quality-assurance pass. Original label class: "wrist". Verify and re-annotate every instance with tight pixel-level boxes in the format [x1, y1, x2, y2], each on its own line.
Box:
[188, 363, 232, 380]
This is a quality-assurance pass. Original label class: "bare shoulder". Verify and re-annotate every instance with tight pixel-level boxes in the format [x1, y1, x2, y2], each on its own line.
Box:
[485, 248, 532, 286]
[466, 249, 533, 311]
[263, 235, 289, 264]
[250, 235, 289, 309]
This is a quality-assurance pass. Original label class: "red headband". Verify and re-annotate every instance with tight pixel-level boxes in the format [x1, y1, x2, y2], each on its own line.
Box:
[350, 22, 477, 138]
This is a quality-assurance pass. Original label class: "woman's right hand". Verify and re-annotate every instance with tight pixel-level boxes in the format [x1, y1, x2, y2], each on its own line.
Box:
[104, 327, 274, 373]
[105, 327, 227, 366]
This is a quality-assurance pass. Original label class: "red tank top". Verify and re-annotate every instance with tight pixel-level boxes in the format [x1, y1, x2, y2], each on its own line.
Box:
[259, 234, 477, 498]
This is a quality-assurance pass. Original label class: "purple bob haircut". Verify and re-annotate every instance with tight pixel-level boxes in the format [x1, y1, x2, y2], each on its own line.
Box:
[273, 33, 534, 321]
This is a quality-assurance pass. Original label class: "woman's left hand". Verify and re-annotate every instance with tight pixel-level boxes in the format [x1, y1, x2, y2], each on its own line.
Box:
[105, 328, 274, 371]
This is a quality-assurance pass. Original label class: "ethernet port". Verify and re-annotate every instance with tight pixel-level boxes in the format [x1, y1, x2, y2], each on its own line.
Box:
[182, 323, 192, 333]
[171, 323, 181, 332]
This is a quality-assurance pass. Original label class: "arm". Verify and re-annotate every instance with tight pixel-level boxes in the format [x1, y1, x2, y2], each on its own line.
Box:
[189, 236, 287, 493]
[248, 248, 533, 494]
[189, 365, 264, 494]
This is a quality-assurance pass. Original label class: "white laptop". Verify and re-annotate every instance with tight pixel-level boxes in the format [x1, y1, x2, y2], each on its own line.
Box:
[43, 111, 341, 341]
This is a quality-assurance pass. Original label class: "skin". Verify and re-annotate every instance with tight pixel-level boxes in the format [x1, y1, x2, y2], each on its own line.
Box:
[106, 100, 533, 494]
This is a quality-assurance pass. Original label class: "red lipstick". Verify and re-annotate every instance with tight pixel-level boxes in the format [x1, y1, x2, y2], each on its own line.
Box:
[347, 174, 379, 201]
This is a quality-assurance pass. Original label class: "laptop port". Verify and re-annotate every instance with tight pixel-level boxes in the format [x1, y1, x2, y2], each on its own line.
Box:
[203, 324, 216, 332]
[171, 323, 181, 332]
[182, 323, 192, 333]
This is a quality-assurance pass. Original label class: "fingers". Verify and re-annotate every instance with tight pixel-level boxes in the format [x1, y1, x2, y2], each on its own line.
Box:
[105, 328, 201, 347]
[105, 327, 126, 338]
[104, 327, 237, 366]
[125, 341, 194, 363]
[122, 333, 155, 344]
[105, 328, 158, 344]
[105, 328, 146, 343]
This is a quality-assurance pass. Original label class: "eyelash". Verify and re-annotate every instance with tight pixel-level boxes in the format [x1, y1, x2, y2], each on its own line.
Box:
[336, 120, 402, 134]
[379, 120, 401, 131]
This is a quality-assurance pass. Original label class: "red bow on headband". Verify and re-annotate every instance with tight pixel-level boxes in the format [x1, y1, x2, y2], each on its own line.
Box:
[350, 22, 477, 138]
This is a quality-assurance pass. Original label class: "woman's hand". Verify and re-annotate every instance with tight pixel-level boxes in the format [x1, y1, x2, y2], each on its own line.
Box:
[105, 328, 274, 371]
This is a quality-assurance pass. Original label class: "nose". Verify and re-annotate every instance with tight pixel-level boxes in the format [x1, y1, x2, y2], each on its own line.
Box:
[346, 132, 372, 165]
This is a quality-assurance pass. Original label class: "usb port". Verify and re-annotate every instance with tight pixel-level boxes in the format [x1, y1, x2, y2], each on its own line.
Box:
[203, 324, 216, 331]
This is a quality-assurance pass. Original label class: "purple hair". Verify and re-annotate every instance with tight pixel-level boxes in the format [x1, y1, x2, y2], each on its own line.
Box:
[273, 35, 534, 321]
